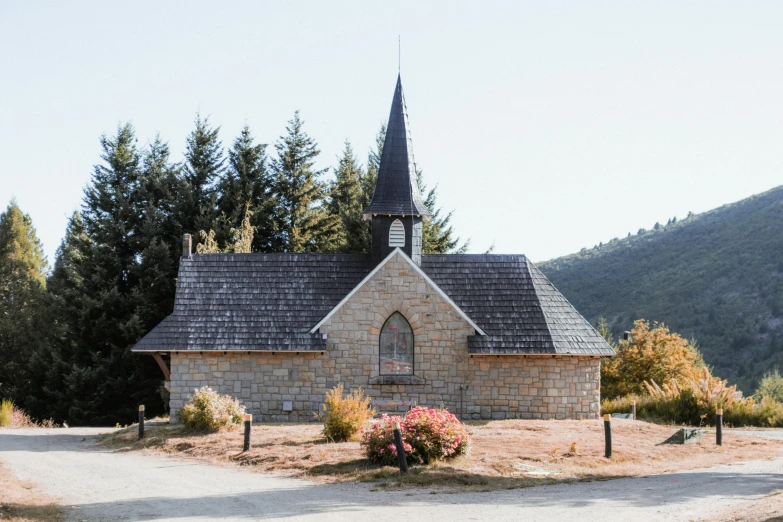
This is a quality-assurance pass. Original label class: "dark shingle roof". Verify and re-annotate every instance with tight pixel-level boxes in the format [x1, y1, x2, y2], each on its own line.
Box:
[132, 252, 614, 356]
[132, 253, 372, 352]
[421, 255, 615, 355]
[363, 75, 431, 217]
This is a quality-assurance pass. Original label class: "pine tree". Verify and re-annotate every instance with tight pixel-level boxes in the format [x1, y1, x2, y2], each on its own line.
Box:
[181, 114, 225, 246]
[216, 125, 275, 252]
[44, 125, 174, 425]
[362, 124, 385, 209]
[0, 201, 48, 404]
[330, 141, 368, 253]
[269, 111, 340, 252]
[418, 172, 468, 254]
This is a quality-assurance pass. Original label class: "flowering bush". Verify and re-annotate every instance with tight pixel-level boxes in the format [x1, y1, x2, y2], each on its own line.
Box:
[178, 386, 245, 431]
[315, 384, 375, 442]
[360, 407, 470, 466]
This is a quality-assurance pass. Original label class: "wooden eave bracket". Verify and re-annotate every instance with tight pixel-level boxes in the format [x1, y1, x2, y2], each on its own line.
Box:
[150, 352, 171, 381]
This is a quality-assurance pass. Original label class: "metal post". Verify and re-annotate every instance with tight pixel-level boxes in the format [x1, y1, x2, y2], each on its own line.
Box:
[631, 400, 636, 420]
[604, 414, 612, 458]
[716, 408, 723, 446]
[138, 405, 145, 440]
[243, 413, 252, 452]
[392, 421, 408, 474]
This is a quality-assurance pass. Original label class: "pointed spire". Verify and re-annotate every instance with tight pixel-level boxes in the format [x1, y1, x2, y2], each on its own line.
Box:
[363, 75, 431, 218]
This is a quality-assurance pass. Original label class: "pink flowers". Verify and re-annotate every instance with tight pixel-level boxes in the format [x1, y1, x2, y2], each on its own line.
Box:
[360, 406, 471, 466]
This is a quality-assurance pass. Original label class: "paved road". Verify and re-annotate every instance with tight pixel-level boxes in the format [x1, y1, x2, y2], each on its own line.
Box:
[1, 427, 782, 521]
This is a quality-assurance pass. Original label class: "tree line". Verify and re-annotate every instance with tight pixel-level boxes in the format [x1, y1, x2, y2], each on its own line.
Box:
[0, 112, 466, 425]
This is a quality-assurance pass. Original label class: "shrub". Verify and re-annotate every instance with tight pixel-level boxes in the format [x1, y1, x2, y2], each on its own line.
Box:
[755, 370, 783, 403]
[601, 319, 707, 399]
[0, 400, 53, 427]
[177, 387, 245, 431]
[361, 407, 470, 466]
[602, 369, 783, 427]
[316, 384, 375, 442]
[0, 399, 12, 426]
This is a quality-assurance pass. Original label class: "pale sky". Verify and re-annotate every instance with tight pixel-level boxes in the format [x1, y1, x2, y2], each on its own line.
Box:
[2, 1, 782, 264]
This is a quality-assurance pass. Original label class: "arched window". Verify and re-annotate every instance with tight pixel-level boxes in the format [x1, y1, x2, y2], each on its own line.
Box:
[389, 219, 405, 247]
[379, 312, 413, 375]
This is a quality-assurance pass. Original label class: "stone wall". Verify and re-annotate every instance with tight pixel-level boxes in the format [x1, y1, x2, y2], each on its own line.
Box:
[168, 252, 601, 421]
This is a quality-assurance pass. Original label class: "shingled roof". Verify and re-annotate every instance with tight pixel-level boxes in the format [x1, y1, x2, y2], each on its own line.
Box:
[132, 251, 614, 356]
[363, 75, 431, 218]
[422, 255, 615, 355]
[132, 254, 372, 352]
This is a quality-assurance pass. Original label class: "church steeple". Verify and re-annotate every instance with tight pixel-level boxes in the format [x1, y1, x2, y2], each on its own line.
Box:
[365, 75, 431, 266]
[364, 75, 431, 218]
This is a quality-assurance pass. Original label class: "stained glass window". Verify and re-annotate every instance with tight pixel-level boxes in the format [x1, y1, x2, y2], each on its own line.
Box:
[379, 312, 414, 375]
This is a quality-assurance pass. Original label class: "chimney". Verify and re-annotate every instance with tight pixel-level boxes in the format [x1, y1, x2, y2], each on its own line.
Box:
[183, 233, 192, 257]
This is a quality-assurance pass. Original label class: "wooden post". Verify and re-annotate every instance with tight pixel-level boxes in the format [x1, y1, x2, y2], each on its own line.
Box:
[138, 405, 145, 440]
[630, 400, 636, 420]
[243, 413, 252, 452]
[716, 408, 723, 446]
[604, 414, 612, 458]
[392, 421, 408, 474]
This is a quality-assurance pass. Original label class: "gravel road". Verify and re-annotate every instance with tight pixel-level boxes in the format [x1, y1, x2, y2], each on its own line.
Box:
[1, 427, 782, 521]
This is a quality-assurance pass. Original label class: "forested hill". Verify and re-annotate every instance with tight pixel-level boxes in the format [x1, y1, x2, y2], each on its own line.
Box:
[538, 185, 783, 394]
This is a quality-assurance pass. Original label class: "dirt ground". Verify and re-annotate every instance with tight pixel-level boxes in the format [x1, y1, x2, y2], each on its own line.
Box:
[104, 418, 783, 492]
[0, 461, 62, 521]
[709, 490, 783, 522]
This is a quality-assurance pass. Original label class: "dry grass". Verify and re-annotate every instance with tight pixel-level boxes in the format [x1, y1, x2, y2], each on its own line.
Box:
[0, 401, 57, 429]
[0, 462, 62, 521]
[101, 418, 783, 492]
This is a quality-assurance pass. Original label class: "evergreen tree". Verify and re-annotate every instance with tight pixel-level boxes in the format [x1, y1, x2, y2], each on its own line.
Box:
[216, 125, 275, 252]
[27, 212, 90, 421]
[0, 201, 48, 403]
[329, 141, 368, 253]
[44, 125, 174, 425]
[181, 115, 225, 246]
[418, 172, 468, 254]
[269, 112, 340, 252]
[362, 124, 385, 208]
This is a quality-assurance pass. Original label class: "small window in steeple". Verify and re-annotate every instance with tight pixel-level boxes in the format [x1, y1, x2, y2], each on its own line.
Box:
[389, 219, 405, 247]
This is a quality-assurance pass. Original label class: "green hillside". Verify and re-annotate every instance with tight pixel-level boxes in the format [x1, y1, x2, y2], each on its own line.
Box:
[539, 185, 783, 394]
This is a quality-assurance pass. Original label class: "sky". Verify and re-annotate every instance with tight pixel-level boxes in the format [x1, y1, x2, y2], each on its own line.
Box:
[2, 1, 782, 264]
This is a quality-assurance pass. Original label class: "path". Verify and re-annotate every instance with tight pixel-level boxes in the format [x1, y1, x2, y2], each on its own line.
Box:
[1, 427, 782, 521]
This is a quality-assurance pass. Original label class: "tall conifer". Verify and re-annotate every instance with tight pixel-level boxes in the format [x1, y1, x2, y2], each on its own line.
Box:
[0, 201, 48, 403]
[217, 125, 274, 251]
[181, 115, 224, 245]
[269, 112, 339, 252]
[330, 141, 368, 253]
[419, 171, 468, 254]
[362, 124, 385, 208]
[45, 125, 173, 425]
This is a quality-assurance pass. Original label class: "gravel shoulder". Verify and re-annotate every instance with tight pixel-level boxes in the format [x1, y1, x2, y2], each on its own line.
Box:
[2, 427, 783, 521]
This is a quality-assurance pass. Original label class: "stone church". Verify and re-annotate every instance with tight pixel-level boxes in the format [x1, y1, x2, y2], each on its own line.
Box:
[132, 75, 615, 421]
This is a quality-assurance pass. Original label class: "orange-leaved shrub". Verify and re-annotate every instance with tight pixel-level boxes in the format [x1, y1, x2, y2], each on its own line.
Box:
[361, 407, 470, 466]
[601, 319, 707, 399]
[316, 384, 375, 442]
[177, 386, 245, 431]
